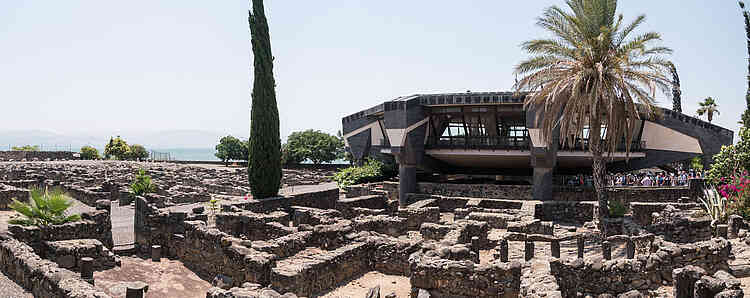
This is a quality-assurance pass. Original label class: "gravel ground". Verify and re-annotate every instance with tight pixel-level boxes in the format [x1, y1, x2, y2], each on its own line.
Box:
[0, 270, 32, 298]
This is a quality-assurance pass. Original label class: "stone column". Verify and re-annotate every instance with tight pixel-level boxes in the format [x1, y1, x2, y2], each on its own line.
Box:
[151, 245, 161, 262]
[602, 241, 611, 260]
[551, 239, 560, 259]
[672, 266, 706, 298]
[398, 164, 417, 206]
[80, 257, 94, 285]
[729, 215, 743, 239]
[626, 238, 635, 259]
[525, 241, 534, 261]
[577, 237, 585, 259]
[470, 236, 480, 256]
[125, 282, 149, 298]
[717, 224, 728, 239]
[499, 239, 509, 262]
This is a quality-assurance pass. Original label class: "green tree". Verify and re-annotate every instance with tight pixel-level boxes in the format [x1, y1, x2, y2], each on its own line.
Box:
[668, 62, 682, 113]
[707, 127, 750, 184]
[8, 187, 81, 227]
[11, 145, 39, 151]
[739, 2, 750, 127]
[514, 0, 672, 232]
[285, 130, 344, 164]
[696, 97, 720, 123]
[215, 135, 247, 165]
[248, 0, 282, 198]
[79, 146, 100, 160]
[104, 136, 130, 160]
[128, 144, 149, 160]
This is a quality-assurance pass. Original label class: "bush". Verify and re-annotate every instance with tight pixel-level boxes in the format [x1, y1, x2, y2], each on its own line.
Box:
[128, 144, 149, 160]
[285, 129, 344, 165]
[79, 146, 100, 160]
[608, 200, 627, 218]
[11, 145, 39, 151]
[333, 159, 389, 187]
[215, 136, 248, 165]
[8, 187, 81, 227]
[707, 127, 750, 184]
[104, 136, 130, 160]
[130, 169, 156, 197]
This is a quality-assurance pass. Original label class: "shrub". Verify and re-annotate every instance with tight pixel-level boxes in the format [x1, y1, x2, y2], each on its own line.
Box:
[608, 200, 627, 218]
[11, 145, 39, 151]
[333, 159, 388, 187]
[284, 130, 344, 165]
[215, 136, 248, 165]
[707, 127, 750, 184]
[79, 146, 100, 160]
[8, 187, 81, 227]
[128, 144, 149, 160]
[104, 136, 130, 160]
[130, 169, 156, 197]
[717, 170, 750, 219]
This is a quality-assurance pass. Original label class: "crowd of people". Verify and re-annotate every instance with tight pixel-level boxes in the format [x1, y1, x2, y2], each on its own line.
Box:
[564, 169, 704, 187]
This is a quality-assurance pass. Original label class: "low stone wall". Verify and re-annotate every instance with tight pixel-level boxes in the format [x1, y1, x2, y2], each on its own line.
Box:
[0, 151, 77, 162]
[8, 208, 113, 251]
[630, 202, 701, 226]
[0, 236, 110, 297]
[534, 201, 596, 224]
[549, 238, 731, 297]
[416, 182, 703, 202]
[0, 183, 28, 209]
[646, 215, 712, 244]
[409, 252, 522, 297]
[43, 239, 118, 271]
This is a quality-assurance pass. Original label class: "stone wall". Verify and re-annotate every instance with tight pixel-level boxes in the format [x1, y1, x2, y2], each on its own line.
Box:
[8, 208, 113, 251]
[534, 201, 596, 224]
[0, 151, 77, 162]
[409, 252, 522, 297]
[416, 182, 703, 202]
[0, 236, 110, 297]
[549, 238, 731, 297]
[0, 183, 28, 209]
[630, 202, 701, 226]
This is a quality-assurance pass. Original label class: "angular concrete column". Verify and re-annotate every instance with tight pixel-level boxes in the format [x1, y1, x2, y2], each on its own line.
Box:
[532, 167, 554, 201]
[398, 164, 417, 206]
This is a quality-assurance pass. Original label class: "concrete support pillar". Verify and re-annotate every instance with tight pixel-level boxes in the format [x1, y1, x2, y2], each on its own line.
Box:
[577, 237, 585, 259]
[626, 238, 635, 259]
[602, 241, 611, 260]
[551, 239, 560, 259]
[499, 239, 509, 262]
[532, 167, 554, 201]
[398, 164, 417, 206]
[80, 257, 94, 285]
[524, 241, 534, 261]
[151, 245, 161, 262]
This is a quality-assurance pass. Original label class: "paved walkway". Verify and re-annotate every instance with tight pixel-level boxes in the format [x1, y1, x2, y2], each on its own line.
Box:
[111, 201, 134, 247]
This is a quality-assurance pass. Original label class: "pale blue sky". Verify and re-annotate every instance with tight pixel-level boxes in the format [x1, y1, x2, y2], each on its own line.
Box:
[0, 1, 746, 142]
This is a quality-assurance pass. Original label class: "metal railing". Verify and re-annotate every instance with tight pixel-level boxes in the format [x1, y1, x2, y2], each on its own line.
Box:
[426, 136, 530, 150]
[1, 144, 75, 152]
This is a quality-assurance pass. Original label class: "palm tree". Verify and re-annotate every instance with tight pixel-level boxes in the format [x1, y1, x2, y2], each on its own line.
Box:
[697, 97, 720, 123]
[8, 187, 81, 227]
[514, 0, 672, 232]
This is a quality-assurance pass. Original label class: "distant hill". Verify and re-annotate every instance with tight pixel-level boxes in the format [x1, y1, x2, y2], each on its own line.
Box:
[0, 129, 233, 151]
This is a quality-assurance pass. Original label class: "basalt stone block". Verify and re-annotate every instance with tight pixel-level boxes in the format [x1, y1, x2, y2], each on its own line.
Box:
[673, 265, 707, 298]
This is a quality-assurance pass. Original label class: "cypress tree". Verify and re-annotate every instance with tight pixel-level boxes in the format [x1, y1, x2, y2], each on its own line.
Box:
[248, 0, 281, 198]
[668, 62, 682, 113]
[740, 2, 750, 126]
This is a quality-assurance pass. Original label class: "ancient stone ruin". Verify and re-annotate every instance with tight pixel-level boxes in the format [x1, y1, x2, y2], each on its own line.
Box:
[0, 160, 749, 297]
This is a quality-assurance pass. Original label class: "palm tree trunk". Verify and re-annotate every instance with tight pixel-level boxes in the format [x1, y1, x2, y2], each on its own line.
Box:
[708, 112, 713, 123]
[590, 117, 609, 234]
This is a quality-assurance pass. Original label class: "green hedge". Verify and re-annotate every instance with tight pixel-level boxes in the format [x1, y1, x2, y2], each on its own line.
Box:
[333, 159, 388, 187]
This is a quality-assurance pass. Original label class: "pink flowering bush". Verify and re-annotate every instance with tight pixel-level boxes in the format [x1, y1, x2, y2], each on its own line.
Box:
[716, 170, 750, 219]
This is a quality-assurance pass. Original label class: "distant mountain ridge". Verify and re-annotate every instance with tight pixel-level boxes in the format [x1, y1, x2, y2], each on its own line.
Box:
[0, 129, 233, 150]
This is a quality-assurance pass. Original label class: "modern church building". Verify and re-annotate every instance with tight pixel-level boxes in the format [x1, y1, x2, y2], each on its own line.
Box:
[341, 91, 734, 202]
